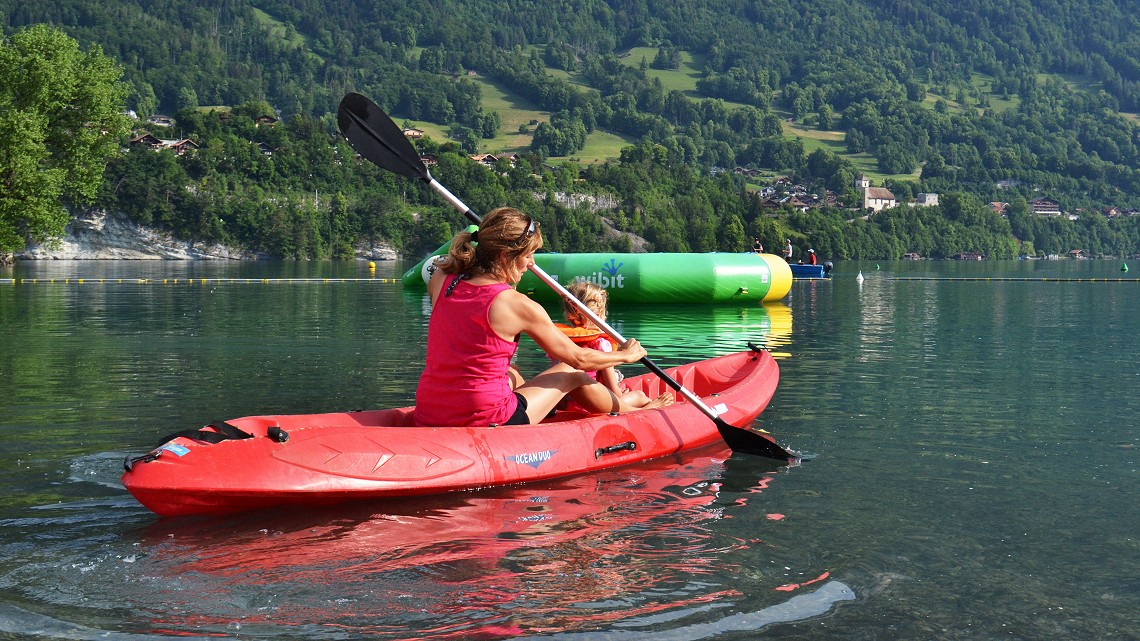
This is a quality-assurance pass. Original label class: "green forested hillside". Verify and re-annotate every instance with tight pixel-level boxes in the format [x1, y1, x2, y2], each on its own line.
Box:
[4, 0, 1140, 259]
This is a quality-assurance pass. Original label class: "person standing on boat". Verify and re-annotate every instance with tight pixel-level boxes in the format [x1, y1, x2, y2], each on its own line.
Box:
[784, 239, 793, 262]
[807, 248, 817, 265]
[752, 237, 763, 253]
[414, 207, 673, 428]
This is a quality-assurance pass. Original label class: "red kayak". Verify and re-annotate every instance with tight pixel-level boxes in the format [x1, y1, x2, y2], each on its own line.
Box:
[121, 350, 780, 516]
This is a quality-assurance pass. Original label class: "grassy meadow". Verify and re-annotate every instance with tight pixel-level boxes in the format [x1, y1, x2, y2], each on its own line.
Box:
[396, 51, 1127, 184]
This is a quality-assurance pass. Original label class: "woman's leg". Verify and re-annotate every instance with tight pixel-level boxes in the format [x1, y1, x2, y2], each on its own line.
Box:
[516, 363, 671, 422]
[507, 365, 525, 389]
[515, 364, 611, 422]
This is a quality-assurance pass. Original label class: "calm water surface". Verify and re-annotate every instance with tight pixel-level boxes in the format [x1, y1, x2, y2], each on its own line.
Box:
[0, 259, 1136, 640]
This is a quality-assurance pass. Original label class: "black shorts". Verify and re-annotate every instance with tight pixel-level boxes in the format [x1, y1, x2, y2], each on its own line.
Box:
[503, 392, 530, 425]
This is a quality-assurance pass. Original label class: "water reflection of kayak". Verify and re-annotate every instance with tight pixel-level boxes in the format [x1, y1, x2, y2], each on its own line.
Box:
[122, 350, 781, 517]
[130, 444, 795, 636]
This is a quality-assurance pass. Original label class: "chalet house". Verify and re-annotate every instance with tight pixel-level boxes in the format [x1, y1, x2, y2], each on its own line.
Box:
[162, 139, 200, 155]
[1030, 197, 1062, 216]
[1102, 206, 1121, 218]
[255, 142, 276, 156]
[1068, 249, 1087, 258]
[732, 166, 764, 178]
[952, 252, 985, 260]
[759, 195, 811, 212]
[129, 133, 164, 149]
[990, 202, 1010, 216]
[403, 127, 424, 139]
[470, 153, 498, 167]
[420, 154, 438, 167]
[129, 133, 199, 155]
[786, 195, 812, 212]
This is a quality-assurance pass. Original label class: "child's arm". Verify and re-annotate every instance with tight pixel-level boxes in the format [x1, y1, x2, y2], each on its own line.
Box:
[592, 338, 623, 394]
[596, 366, 623, 395]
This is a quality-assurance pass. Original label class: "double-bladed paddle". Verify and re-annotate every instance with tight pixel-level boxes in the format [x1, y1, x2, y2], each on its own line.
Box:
[337, 92, 795, 461]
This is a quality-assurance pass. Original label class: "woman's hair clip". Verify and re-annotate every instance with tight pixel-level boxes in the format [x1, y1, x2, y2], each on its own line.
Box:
[470, 230, 479, 242]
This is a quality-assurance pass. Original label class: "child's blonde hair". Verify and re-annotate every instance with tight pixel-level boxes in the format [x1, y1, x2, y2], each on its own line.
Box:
[562, 280, 608, 327]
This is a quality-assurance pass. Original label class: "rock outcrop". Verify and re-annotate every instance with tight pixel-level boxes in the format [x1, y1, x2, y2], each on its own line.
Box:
[16, 210, 254, 260]
[13, 209, 400, 261]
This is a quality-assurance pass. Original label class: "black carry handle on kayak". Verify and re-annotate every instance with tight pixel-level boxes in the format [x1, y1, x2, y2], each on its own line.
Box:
[337, 92, 795, 461]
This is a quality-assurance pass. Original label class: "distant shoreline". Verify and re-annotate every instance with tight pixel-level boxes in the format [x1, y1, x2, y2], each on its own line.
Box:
[13, 210, 398, 262]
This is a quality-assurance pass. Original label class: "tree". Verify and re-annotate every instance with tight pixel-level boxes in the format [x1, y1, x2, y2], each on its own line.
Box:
[0, 25, 130, 256]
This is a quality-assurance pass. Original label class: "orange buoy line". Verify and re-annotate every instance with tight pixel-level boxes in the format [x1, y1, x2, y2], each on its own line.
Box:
[1, 278, 402, 285]
[888, 277, 1140, 282]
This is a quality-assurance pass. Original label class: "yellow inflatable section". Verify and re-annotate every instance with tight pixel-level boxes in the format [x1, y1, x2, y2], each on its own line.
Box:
[757, 253, 793, 301]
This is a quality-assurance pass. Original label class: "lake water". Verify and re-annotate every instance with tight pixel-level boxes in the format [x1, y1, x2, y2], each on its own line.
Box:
[0, 258, 1136, 640]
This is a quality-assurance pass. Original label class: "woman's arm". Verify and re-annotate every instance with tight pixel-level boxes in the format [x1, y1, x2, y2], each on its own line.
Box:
[490, 290, 645, 371]
[426, 260, 447, 305]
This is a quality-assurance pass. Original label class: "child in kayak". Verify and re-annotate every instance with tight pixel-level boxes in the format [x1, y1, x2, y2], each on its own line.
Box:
[558, 280, 656, 409]
[414, 207, 673, 428]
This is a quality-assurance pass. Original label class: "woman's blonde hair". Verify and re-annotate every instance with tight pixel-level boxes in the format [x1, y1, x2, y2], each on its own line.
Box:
[437, 207, 542, 281]
[563, 279, 608, 327]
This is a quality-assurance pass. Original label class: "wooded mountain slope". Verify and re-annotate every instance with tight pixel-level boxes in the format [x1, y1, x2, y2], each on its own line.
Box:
[4, 0, 1140, 258]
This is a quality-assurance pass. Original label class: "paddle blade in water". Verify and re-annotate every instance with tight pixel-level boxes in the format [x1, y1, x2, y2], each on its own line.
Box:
[716, 419, 796, 461]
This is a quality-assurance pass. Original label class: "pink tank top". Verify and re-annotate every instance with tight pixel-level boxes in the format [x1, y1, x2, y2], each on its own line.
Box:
[414, 275, 519, 426]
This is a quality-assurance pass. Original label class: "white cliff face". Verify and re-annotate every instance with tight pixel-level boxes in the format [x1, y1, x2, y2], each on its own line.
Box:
[14, 210, 399, 261]
[17, 210, 254, 260]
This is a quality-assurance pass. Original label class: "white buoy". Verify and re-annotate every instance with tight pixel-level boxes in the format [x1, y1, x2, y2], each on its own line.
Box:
[856, 271, 865, 283]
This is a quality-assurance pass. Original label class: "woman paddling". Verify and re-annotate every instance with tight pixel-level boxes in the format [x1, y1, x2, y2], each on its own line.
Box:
[414, 207, 673, 427]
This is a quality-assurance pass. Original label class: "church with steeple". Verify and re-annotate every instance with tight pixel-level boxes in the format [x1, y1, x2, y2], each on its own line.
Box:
[856, 175, 897, 212]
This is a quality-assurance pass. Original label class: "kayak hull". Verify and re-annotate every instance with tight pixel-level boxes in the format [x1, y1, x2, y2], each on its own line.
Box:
[122, 350, 780, 517]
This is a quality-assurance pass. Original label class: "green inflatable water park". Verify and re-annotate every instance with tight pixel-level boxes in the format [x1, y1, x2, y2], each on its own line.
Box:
[402, 234, 792, 304]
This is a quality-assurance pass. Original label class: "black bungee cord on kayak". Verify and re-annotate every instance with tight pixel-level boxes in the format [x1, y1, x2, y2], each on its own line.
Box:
[123, 421, 289, 471]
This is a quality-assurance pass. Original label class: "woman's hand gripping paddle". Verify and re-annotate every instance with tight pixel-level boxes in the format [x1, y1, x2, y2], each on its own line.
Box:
[337, 92, 796, 461]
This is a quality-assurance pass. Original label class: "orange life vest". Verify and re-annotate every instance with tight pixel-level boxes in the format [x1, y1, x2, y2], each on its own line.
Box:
[554, 323, 620, 349]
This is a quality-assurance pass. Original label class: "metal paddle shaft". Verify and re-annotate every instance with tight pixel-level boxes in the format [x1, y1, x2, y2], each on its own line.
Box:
[337, 93, 794, 461]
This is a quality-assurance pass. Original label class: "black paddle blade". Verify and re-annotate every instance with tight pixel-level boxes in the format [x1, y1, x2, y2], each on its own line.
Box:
[715, 418, 796, 461]
[337, 93, 427, 180]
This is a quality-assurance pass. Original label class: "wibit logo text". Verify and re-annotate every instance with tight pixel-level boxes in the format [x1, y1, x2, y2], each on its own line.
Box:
[551, 258, 627, 289]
